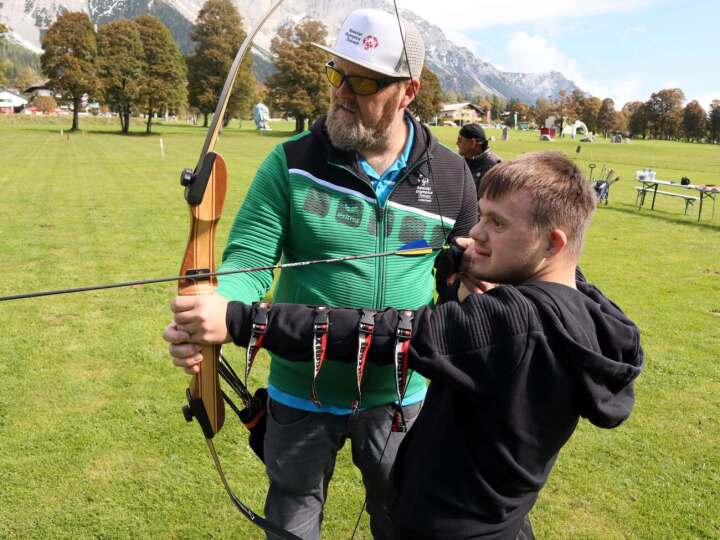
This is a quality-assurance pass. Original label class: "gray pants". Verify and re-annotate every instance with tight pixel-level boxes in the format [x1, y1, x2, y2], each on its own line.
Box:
[264, 399, 422, 540]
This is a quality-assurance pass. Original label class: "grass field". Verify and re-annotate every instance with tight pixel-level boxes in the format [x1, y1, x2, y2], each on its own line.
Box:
[1, 116, 718, 539]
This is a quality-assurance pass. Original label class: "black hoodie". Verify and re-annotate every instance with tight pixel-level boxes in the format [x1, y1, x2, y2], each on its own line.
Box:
[227, 277, 643, 540]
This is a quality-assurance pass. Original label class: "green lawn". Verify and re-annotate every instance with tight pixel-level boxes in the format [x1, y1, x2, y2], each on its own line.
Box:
[1, 117, 718, 539]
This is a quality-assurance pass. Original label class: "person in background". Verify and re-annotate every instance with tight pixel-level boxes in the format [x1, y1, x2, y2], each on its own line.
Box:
[456, 122, 502, 192]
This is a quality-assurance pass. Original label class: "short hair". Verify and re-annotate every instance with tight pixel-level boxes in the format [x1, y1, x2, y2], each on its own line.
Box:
[477, 151, 596, 257]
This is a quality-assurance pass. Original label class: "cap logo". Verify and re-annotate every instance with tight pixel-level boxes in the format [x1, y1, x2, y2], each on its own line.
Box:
[362, 35, 379, 50]
[344, 28, 363, 46]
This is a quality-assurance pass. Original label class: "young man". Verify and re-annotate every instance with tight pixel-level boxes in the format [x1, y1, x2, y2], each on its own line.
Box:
[457, 122, 502, 192]
[167, 151, 643, 539]
[165, 8, 477, 539]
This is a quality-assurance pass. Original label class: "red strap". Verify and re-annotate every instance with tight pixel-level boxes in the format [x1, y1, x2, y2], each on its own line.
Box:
[392, 310, 414, 432]
[352, 309, 376, 414]
[310, 307, 330, 406]
[245, 302, 270, 386]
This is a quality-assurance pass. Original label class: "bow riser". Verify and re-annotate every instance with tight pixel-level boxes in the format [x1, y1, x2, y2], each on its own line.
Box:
[179, 152, 228, 438]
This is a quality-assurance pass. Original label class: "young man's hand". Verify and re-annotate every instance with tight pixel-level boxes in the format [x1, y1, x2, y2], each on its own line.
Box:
[447, 237, 496, 299]
[162, 293, 230, 374]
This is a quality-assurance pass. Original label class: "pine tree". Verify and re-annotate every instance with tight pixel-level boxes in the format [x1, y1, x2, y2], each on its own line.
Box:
[408, 66, 443, 124]
[186, 0, 253, 127]
[97, 20, 144, 134]
[40, 12, 100, 131]
[135, 16, 187, 134]
[267, 20, 330, 133]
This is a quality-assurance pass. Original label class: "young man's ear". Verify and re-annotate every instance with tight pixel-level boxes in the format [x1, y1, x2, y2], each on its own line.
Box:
[545, 228, 568, 257]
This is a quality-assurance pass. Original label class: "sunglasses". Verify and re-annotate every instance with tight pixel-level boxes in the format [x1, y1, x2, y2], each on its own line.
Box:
[324, 62, 408, 96]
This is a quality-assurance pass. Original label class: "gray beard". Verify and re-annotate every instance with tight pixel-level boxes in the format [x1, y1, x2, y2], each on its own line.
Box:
[325, 102, 392, 152]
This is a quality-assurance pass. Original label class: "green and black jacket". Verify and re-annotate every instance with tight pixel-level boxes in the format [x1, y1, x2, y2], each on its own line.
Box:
[218, 113, 478, 408]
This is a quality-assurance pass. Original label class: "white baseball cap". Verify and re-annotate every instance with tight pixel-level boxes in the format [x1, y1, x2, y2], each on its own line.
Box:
[313, 9, 425, 79]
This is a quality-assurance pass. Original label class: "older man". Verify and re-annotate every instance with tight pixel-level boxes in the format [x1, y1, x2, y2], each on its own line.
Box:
[166, 8, 476, 539]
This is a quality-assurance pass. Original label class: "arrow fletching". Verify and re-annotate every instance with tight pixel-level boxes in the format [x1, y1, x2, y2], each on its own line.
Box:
[395, 239, 435, 257]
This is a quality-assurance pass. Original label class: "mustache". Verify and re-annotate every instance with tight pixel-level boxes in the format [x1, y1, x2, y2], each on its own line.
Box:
[331, 99, 358, 114]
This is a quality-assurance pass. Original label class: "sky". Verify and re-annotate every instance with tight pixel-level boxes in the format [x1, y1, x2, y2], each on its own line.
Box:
[406, 0, 720, 109]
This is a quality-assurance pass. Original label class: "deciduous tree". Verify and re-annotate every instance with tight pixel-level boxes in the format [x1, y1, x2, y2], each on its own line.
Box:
[646, 88, 684, 140]
[682, 100, 708, 142]
[709, 100, 720, 144]
[597, 98, 615, 138]
[490, 95, 506, 122]
[40, 12, 99, 131]
[474, 98, 492, 122]
[579, 96, 602, 133]
[611, 110, 628, 135]
[135, 16, 187, 134]
[186, 0, 253, 127]
[623, 101, 648, 138]
[32, 95, 58, 113]
[267, 20, 330, 132]
[533, 97, 555, 127]
[503, 101, 532, 127]
[97, 20, 144, 134]
[409, 66, 443, 124]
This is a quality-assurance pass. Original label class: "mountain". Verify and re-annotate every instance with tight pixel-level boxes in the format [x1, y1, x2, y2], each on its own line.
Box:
[0, 0, 582, 103]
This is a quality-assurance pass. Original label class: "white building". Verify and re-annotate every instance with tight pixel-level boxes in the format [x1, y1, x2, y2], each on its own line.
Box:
[436, 102, 488, 126]
[0, 89, 28, 113]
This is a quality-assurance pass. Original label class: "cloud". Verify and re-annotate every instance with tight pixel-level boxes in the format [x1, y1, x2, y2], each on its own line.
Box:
[504, 32, 647, 107]
[692, 92, 720, 110]
[406, 0, 653, 31]
[662, 80, 686, 90]
[619, 26, 650, 39]
[505, 32, 577, 75]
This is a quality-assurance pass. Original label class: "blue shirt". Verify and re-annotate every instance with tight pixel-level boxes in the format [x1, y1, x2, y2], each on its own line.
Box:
[359, 118, 414, 206]
[269, 119, 425, 414]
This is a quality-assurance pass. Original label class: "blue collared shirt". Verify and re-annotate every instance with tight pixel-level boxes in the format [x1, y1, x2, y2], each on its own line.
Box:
[358, 118, 414, 206]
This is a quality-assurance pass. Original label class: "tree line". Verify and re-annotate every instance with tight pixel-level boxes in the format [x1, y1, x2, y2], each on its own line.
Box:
[465, 88, 720, 144]
[31, 0, 258, 133]
[21, 1, 719, 143]
[23, 0, 445, 134]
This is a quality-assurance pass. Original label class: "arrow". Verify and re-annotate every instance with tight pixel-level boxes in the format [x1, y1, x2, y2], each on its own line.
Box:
[0, 240, 445, 302]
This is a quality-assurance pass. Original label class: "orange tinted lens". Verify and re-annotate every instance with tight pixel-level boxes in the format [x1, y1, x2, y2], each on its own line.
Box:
[348, 77, 379, 95]
[326, 66, 344, 88]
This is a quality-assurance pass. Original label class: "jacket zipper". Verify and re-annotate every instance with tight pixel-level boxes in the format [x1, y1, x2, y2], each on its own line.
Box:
[328, 156, 431, 309]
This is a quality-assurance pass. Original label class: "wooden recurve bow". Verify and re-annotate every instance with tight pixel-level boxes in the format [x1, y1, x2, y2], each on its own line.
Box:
[177, 2, 300, 538]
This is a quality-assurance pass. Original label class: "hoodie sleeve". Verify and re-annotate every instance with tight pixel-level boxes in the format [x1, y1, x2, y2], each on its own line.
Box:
[226, 286, 536, 400]
[407, 287, 537, 399]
